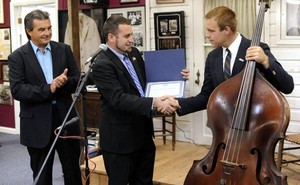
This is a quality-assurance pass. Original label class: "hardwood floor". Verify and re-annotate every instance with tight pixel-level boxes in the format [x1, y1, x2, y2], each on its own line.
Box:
[280, 153, 300, 185]
[83, 139, 300, 185]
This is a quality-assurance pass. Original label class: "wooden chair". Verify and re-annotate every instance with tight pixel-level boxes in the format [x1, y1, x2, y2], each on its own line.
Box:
[153, 113, 176, 151]
[277, 133, 300, 170]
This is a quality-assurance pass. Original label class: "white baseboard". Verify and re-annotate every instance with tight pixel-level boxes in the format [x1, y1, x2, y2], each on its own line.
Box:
[0, 126, 20, 134]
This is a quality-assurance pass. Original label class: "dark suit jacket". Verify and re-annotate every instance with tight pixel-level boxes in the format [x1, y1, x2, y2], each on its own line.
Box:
[8, 41, 80, 148]
[178, 36, 294, 116]
[92, 47, 154, 154]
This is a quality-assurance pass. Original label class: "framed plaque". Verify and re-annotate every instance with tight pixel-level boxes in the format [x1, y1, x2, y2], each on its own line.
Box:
[0, 28, 11, 59]
[154, 11, 185, 50]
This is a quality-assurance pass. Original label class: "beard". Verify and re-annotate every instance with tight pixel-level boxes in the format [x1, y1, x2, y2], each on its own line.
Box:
[115, 40, 132, 54]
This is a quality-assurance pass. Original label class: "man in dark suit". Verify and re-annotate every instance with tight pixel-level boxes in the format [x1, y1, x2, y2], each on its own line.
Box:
[165, 6, 294, 115]
[92, 16, 183, 185]
[8, 9, 82, 185]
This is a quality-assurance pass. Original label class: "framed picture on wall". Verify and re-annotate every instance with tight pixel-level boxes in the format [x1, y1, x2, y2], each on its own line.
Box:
[0, 63, 2, 82]
[1, 62, 8, 82]
[0, 28, 11, 59]
[0, 84, 13, 105]
[154, 11, 185, 50]
[107, 6, 145, 52]
[156, 0, 184, 4]
[120, 0, 139, 3]
[0, 0, 4, 24]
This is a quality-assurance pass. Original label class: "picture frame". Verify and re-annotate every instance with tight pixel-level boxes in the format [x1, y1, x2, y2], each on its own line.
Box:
[0, 28, 11, 59]
[120, 0, 139, 3]
[0, 84, 13, 105]
[1, 62, 8, 82]
[156, 0, 184, 4]
[79, 0, 107, 5]
[154, 11, 185, 50]
[0, 0, 3, 24]
[276, 0, 300, 44]
[158, 38, 182, 50]
[0, 63, 2, 82]
[107, 6, 145, 52]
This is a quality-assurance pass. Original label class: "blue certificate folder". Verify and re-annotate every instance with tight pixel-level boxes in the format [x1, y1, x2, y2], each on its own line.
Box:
[143, 49, 186, 98]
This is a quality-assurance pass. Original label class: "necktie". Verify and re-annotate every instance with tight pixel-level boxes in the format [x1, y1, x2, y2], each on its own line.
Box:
[224, 48, 231, 80]
[123, 55, 145, 97]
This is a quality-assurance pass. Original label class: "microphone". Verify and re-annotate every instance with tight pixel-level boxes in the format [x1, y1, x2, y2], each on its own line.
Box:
[56, 117, 80, 130]
[86, 44, 108, 63]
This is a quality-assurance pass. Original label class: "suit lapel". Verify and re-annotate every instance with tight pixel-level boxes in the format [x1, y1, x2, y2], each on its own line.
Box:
[232, 37, 249, 76]
[23, 42, 47, 83]
[213, 47, 226, 84]
[106, 49, 138, 90]
[50, 42, 61, 78]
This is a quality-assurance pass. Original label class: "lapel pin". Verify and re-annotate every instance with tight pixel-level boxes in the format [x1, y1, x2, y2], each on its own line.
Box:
[239, 58, 244, 62]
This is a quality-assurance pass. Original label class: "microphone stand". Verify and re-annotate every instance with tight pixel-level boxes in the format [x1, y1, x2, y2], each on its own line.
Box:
[73, 59, 99, 185]
[81, 78, 90, 185]
[33, 57, 98, 185]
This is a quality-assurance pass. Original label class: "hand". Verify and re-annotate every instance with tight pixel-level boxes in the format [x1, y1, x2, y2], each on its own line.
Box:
[50, 68, 68, 93]
[161, 96, 180, 110]
[153, 96, 181, 115]
[245, 46, 269, 69]
[181, 68, 190, 80]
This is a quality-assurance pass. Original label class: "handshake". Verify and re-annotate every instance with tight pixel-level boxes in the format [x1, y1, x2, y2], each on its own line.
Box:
[152, 68, 189, 115]
[153, 96, 180, 115]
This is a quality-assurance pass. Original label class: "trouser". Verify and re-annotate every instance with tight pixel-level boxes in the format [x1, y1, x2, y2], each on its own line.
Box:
[28, 104, 82, 185]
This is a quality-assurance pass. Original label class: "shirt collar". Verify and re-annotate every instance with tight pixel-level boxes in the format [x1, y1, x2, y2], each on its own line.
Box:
[223, 33, 242, 55]
[30, 40, 51, 53]
[107, 45, 127, 61]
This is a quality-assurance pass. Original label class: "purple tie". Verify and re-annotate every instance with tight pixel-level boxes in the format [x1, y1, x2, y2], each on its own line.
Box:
[123, 55, 145, 97]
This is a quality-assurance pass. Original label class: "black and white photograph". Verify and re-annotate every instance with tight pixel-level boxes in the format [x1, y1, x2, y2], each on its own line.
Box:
[1, 62, 8, 82]
[160, 19, 168, 34]
[127, 11, 142, 26]
[0, 84, 12, 105]
[169, 19, 178, 33]
[133, 31, 143, 47]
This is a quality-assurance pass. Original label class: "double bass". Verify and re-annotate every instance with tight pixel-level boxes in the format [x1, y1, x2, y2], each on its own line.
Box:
[184, 1, 289, 185]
